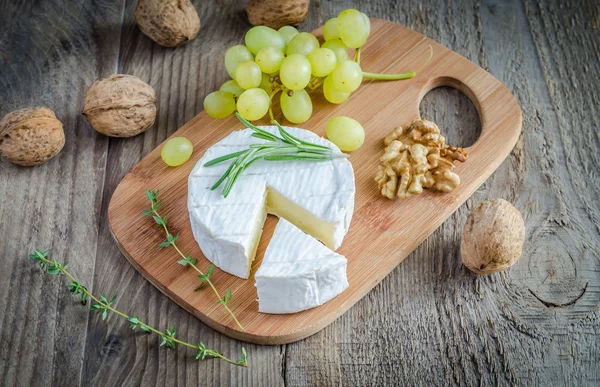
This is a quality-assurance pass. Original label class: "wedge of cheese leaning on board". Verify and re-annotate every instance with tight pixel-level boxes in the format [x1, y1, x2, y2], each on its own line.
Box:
[188, 126, 355, 314]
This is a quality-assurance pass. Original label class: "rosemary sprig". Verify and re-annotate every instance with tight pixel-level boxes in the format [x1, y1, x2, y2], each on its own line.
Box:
[28, 249, 248, 367]
[143, 190, 245, 331]
[205, 113, 339, 197]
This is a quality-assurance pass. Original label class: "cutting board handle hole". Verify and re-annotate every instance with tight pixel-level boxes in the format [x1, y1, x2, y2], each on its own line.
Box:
[418, 77, 482, 148]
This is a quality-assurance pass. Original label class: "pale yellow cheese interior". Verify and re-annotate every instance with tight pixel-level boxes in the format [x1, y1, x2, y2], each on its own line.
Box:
[245, 208, 267, 277]
[265, 188, 336, 249]
[244, 188, 337, 276]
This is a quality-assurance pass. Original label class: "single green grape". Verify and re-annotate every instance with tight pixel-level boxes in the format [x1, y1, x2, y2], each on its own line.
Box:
[323, 18, 340, 41]
[204, 91, 236, 118]
[255, 47, 285, 74]
[280, 89, 313, 124]
[219, 80, 244, 98]
[337, 9, 370, 48]
[224, 45, 253, 78]
[237, 88, 270, 121]
[321, 39, 349, 63]
[279, 54, 311, 91]
[278, 25, 299, 44]
[161, 137, 194, 167]
[323, 75, 351, 104]
[332, 60, 363, 93]
[235, 61, 262, 89]
[361, 12, 370, 30]
[245, 26, 286, 54]
[258, 73, 275, 93]
[286, 32, 319, 56]
[307, 48, 337, 77]
[325, 116, 365, 152]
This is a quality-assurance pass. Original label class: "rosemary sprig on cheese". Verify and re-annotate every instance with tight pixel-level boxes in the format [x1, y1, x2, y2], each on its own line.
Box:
[144, 190, 245, 331]
[28, 249, 248, 367]
[205, 113, 341, 197]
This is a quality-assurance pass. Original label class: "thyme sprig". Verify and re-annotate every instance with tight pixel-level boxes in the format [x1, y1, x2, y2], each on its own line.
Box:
[144, 190, 245, 331]
[204, 113, 340, 197]
[28, 249, 248, 367]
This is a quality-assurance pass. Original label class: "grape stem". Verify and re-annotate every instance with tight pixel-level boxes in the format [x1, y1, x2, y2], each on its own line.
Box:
[354, 47, 361, 63]
[307, 76, 324, 91]
[268, 88, 282, 123]
[362, 45, 433, 80]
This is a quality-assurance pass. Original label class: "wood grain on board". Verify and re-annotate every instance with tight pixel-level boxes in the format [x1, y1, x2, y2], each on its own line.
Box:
[1, 0, 598, 386]
[108, 18, 521, 344]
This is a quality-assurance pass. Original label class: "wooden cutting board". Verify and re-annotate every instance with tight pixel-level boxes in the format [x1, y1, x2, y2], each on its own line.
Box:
[108, 19, 521, 345]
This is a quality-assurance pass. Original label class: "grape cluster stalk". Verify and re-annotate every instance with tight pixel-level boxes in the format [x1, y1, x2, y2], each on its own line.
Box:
[203, 8, 432, 126]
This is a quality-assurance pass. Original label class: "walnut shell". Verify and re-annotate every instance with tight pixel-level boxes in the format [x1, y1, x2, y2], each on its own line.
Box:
[461, 199, 525, 275]
[0, 107, 65, 166]
[135, 0, 201, 47]
[247, 0, 310, 29]
[82, 74, 156, 138]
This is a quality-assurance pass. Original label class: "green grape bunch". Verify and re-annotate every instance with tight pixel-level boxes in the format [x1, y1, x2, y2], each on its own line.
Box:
[203, 8, 432, 125]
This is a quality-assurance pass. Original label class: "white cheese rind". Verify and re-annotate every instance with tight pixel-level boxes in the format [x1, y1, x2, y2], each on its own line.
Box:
[188, 126, 355, 279]
[255, 219, 349, 314]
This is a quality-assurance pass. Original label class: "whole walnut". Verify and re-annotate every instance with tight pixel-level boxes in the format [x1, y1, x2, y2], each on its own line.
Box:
[461, 199, 525, 275]
[135, 0, 201, 47]
[82, 74, 156, 138]
[0, 107, 65, 166]
[247, 0, 310, 29]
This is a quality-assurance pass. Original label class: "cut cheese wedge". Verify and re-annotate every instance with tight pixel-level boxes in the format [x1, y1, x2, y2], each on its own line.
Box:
[188, 126, 355, 279]
[255, 218, 349, 314]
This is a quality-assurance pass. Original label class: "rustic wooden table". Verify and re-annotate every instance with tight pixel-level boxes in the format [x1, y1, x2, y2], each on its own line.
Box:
[1, 0, 598, 386]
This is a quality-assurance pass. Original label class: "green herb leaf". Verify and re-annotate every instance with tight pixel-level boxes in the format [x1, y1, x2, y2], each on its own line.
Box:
[68, 281, 83, 295]
[274, 120, 330, 150]
[153, 215, 164, 226]
[195, 274, 208, 290]
[194, 282, 205, 291]
[209, 159, 237, 190]
[127, 316, 140, 329]
[239, 347, 248, 365]
[158, 240, 171, 248]
[196, 342, 207, 360]
[203, 150, 248, 167]
[47, 260, 62, 275]
[177, 253, 196, 266]
[160, 334, 168, 347]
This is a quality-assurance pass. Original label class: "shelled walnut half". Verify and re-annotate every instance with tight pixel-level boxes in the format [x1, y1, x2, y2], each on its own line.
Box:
[375, 119, 468, 199]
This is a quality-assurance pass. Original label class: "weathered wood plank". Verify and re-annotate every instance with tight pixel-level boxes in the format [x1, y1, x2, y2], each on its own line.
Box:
[0, 1, 124, 386]
[79, 1, 283, 386]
